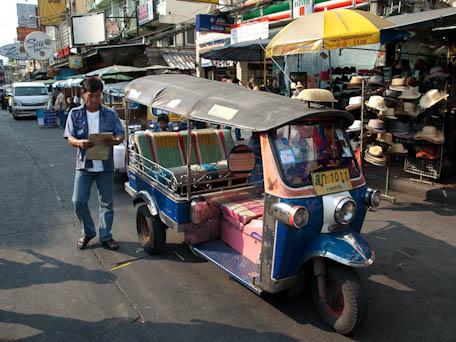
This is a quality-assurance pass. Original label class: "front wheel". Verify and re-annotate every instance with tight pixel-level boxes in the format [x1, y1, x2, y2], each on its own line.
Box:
[312, 264, 368, 335]
[136, 204, 166, 254]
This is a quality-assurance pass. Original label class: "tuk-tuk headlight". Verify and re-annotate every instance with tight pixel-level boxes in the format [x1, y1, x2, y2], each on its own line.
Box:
[269, 203, 309, 228]
[334, 198, 357, 225]
[364, 188, 381, 207]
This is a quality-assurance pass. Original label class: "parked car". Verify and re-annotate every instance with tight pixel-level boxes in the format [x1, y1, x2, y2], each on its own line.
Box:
[11, 82, 49, 119]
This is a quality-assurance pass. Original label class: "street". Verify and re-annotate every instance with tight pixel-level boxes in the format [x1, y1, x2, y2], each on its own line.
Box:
[1, 109, 456, 341]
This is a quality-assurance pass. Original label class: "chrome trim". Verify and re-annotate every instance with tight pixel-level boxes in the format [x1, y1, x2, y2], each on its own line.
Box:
[334, 197, 357, 225]
[124, 182, 137, 197]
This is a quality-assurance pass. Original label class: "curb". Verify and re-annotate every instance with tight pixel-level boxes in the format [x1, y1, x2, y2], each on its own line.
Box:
[366, 176, 456, 207]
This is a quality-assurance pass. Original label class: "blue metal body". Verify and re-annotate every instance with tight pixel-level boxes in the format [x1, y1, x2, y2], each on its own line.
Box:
[271, 186, 371, 280]
[128, 170, 190, 224]
[129, 166, 373, 288]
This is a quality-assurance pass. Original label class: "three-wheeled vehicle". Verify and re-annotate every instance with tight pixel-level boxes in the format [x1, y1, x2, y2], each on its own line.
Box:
[123, 75, 381, 335]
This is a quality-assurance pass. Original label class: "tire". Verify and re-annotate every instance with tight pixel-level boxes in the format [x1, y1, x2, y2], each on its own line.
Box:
[12, 111, 18, 120]
[136, 204, 166, 254]
[312, 264, 368, 335]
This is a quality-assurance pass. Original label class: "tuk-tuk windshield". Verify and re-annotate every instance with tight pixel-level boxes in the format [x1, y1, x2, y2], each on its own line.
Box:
[271, 122, 360, 188]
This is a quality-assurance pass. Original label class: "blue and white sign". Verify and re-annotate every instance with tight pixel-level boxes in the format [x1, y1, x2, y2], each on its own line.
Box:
[196, 14, 233, 34]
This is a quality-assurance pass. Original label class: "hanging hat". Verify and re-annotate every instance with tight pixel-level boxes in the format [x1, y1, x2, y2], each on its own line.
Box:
[384, 89, 400, 98]
[414, 58, 426, 71]
[426, 66, 450, 80]
[347, 120, 362, 132]
[389, 120, 415, 139]
[290, 82, 297, 90]
[389, 78, 407, 92]
[390, 143, 408, 155]
[366, 119, 385, 133]
[376, 132, 393, 145]
[296, 81, 304, 89]
[402, 102, 420, 117]
[399, 86, 421, 100]
[414, 126, 445, 144]
[364, 145, 387, 166]
[406, 76, 418, 87]
[347, 76, 363, 89]
[368, 75, 384, 86]
[416, 146, 439, 160]
[345, 96, 362, 111]
[366, 95, 388, 112]
[419, 89, 449, 109]
[319, 71, 330, 81]
[297, 88, 337, 103]
[379, 107, 397, 120]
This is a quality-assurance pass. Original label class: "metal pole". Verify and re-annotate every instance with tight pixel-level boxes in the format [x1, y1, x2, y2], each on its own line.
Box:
[360, 78, 365, 164]
[186, 119, 192, 200]
[125, 101, 130, 166]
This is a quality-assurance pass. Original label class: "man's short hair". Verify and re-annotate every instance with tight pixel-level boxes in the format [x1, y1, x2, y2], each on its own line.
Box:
[82, 77, 104, 92]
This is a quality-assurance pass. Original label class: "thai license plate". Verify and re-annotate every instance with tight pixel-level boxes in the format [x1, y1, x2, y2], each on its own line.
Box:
[311, 168, 352, 196]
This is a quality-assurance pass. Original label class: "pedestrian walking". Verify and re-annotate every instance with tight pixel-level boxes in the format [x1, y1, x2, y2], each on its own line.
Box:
[54, 88, 67, 128]
[63, 77, 125, 251]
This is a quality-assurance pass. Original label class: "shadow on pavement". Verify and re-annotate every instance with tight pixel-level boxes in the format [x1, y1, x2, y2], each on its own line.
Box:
[0, 310, 299, 342]
[356, 219, 456, 340]
[384, 200, 456, 217]
[90, 241, 206, 265]
[0, 249, 114, 290]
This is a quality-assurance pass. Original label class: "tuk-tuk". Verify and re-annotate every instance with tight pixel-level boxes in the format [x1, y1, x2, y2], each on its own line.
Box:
[123, 75, 380, 335]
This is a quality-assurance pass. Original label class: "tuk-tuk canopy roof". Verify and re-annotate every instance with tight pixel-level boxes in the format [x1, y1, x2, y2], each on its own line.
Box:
[124, 75, 353, 131]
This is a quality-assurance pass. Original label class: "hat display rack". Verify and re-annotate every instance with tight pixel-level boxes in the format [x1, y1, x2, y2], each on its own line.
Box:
[358, 77, 397, 203]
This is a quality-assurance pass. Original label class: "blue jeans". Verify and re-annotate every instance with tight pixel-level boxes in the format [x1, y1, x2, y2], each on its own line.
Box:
[57, 110, 66, 128]
[72, 170, 114, 242]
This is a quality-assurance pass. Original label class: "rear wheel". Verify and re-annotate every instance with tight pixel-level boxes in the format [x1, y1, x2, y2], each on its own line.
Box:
[136, 204, 166, 254]
[312, 264, 368, 335]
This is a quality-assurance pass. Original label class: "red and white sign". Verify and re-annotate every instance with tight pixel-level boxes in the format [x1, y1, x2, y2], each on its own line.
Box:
[293, 0, 313, 18]
[314, 0, 368, 12]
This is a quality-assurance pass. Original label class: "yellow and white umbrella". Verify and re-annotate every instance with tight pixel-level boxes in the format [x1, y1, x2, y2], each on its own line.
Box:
[266, 9, 392, 57]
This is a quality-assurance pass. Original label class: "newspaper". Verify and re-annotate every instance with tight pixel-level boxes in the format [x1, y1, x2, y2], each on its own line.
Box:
[86, 133, 112, 161]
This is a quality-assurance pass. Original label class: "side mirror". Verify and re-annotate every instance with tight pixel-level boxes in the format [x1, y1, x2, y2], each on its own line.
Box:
[228, 144, 255, 177]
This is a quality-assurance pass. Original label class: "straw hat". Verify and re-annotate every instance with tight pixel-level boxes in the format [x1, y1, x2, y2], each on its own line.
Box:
[379, 107, 397, 120]
[414, 126, 445, 144]
[399, 86, 421, 100]
[419, 89, 449, 109]
[376, 132, 393, 145]
[347, 76, 363, 89]
[297, 88, 337, 103]
[368, 75, 384, 86]
[364, 145, 386, 166]
[384, 89, 400, 98]
[390, 143, 408, 155]
[345, 96, 362, 111]
[366, 95, 388, 112]
[347, 120, 361, 132]
[402, 101, 420, 117]
[366, 119, 385, 133]
[389, 78, 407, 91]
[426, 66, 449, 80]
[296, 81, 304, 89]
[290, 82, 297, 90]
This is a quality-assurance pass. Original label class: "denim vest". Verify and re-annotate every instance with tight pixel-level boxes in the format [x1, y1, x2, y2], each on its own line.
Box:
[63, 105, 125, 171]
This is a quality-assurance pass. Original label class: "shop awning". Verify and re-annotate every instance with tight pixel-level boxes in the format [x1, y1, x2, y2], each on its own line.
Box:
[161, 49, 196, 70]
[386, 7, 456, 31]
[200, 39, 270, 61]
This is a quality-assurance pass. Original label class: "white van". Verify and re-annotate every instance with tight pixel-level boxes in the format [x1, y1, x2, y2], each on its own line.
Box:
[11, 82, 49, 119]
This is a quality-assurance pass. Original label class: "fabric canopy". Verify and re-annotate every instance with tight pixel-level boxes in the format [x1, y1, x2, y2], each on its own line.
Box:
[85, 65, 143, 76]
[266, 9, 392, 57]
[124, 75, 353, 131]
[200, 39, 270, 62]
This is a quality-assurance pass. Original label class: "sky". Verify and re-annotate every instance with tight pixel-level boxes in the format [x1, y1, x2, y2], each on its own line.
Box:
[0, 0, 38, 63]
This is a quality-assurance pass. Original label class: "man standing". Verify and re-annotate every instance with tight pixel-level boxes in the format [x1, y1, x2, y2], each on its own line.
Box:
[64, 77, 125, 250]
[54, 88, 66, 128]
